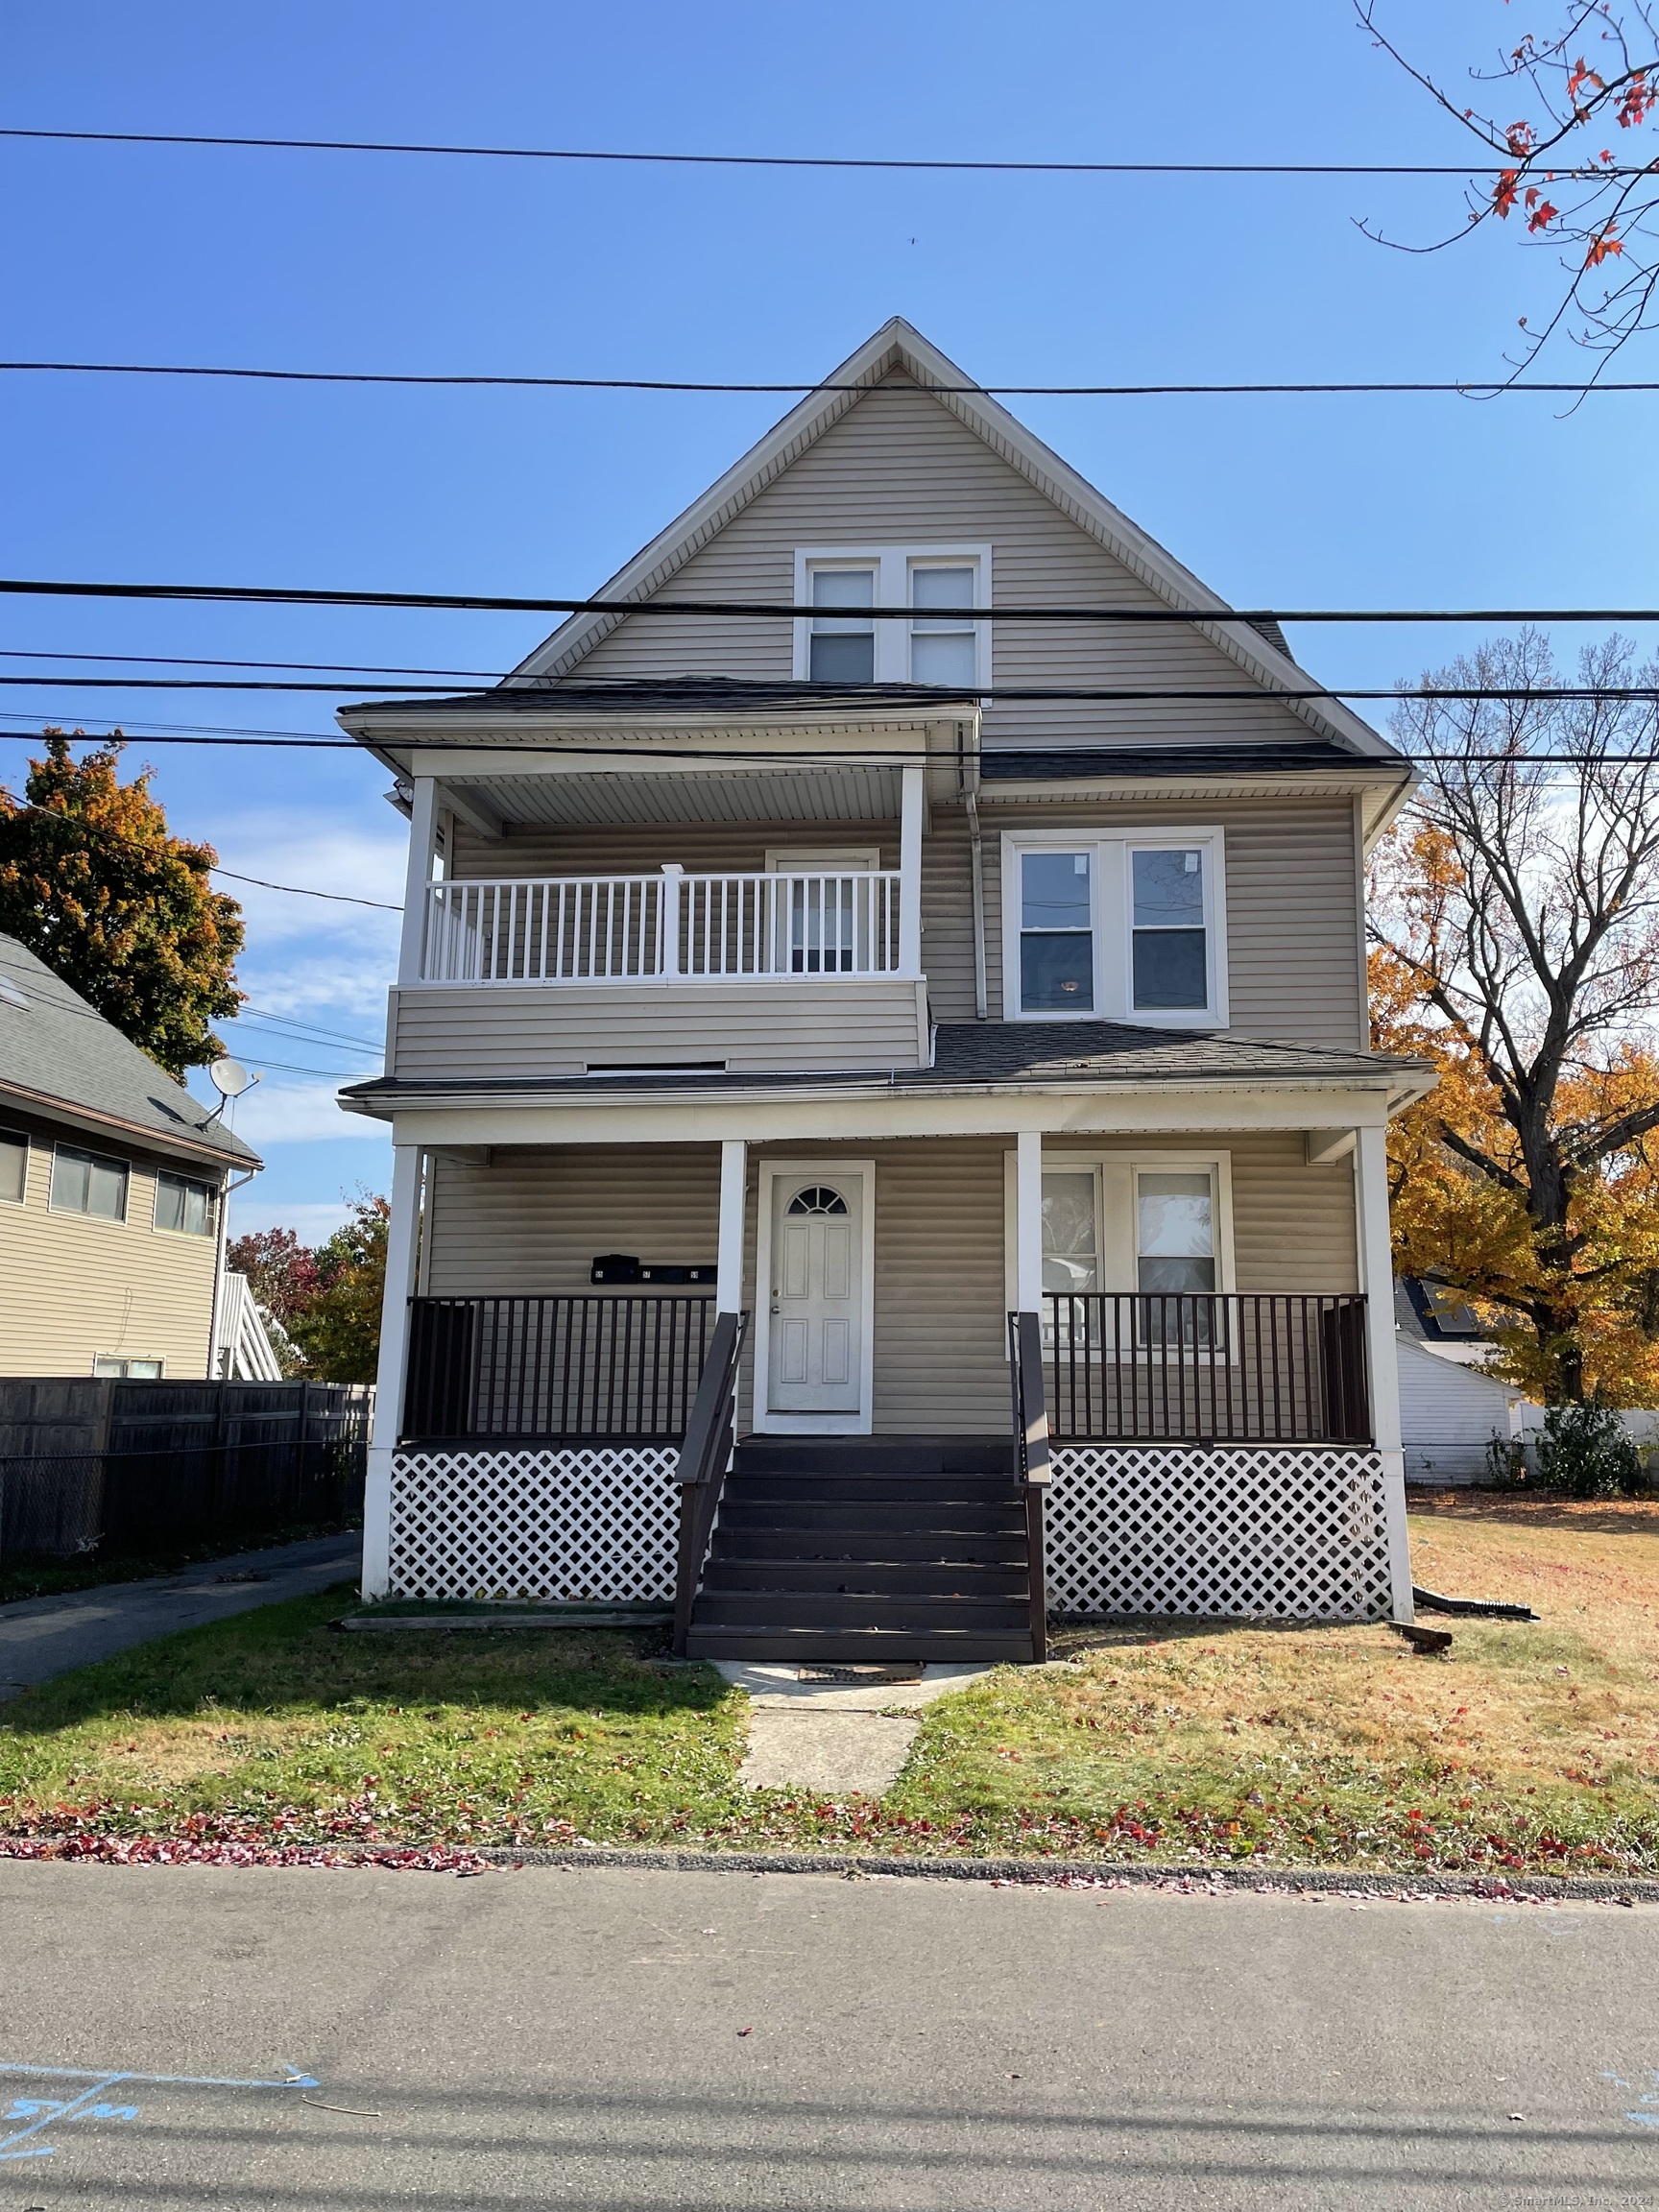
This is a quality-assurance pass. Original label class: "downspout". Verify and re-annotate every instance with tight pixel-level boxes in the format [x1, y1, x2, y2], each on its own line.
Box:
[960, 718, 989, 1021]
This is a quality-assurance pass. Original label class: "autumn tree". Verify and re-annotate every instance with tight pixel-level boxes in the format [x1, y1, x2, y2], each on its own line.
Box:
[284, 1196, 389, 1384]
[225, 1226, 321, 1378]
[1358, 2, 1659, 373]
[1370, 630, 1659, 1403]
[0, 731, 244, 1076]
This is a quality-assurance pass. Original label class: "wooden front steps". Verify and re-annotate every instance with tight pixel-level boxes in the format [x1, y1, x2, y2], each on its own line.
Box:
[684, 1435, 1036, 1665]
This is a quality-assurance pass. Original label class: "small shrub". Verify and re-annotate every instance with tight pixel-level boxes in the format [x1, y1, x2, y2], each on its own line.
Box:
[1534, 1401, 1645, 1499]
[1484, 1432, 1533, 1488]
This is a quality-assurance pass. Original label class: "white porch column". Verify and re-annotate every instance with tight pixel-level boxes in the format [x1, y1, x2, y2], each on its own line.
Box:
[716, 1139, 747, 1315]
[362, 1142, 423, 1600]
[1354, 1121, 1413, 1623]
[397, 777, 439, 988]
[899, 763, 924, 977]
[1015, 1128, 1044, 1312]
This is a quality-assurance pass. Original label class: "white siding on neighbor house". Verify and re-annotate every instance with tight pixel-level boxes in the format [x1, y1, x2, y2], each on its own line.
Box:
[421, 1131, 1358, 1435]
[0, 1108, 222, 1378]
[559, 374, 1321, 754]
[1396, 1334, 1520, 1484]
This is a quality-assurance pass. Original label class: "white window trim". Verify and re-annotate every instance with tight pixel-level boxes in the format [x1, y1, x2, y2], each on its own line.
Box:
[762, 846, 882, 873]
[792, 544, 992, 688]
[1002, 1148, 1237, 1316]
[0, 1127, 28, 1206]
[92, 1355, 166, 1379]
[752, 1156, 877, 1436]
[999, 826, 1228, 1027]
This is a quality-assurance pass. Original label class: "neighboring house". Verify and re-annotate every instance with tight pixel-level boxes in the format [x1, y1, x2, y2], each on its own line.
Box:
[0, 933, 262, 1379]
[340, 317, 1435, 1655]
[1393, 1276, 1523, 1484]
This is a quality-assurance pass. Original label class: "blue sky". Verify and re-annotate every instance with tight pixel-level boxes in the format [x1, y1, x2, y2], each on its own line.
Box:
[7, 1, 1656, 1241]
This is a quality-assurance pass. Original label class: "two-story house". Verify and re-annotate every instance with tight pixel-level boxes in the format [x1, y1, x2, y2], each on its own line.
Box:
[342, 318, 1433, 1661]
[0, 932, 262, 1378]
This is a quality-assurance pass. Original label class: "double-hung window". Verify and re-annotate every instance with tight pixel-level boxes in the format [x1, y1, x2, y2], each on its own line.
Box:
[796, 546, 989, 688]
[1002, 830, 1225, 1025]
[1006, 1151, 1234, 1349]
[50, 1144, 129, 1221]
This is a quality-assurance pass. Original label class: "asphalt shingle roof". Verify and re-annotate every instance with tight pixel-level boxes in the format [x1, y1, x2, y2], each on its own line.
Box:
[0, 935, 259, 1168]
[342, 1020, 1427, 1108]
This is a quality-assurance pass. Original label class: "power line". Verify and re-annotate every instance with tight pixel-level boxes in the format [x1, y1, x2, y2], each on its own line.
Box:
[9, 676, 1659, 706]
[2, 125, 1648, 177]
[9, 577, 1659, 623]
[0, 791, 403, 908]
[236, 1004, 387, 1049]
[6, 360, 1657, 397]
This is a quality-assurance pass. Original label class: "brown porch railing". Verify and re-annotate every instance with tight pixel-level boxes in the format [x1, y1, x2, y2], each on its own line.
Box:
[672, 1309, 750, 1656]
[1043, 1292, 1371, 1444]
[1007, 1310, 1051, 1663]
[402, 1294, 714, 1442]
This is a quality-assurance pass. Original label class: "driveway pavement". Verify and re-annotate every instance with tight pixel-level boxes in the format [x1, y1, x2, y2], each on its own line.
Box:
[0, 1532, 360, 1698]
[0, 1861, 1652, 2207]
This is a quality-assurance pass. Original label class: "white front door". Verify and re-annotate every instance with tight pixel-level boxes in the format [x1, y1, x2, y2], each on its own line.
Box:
[768, 1176, 863, 1414]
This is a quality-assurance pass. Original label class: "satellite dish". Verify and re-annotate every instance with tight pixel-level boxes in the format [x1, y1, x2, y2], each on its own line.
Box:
[208, 1057, 254, 1099]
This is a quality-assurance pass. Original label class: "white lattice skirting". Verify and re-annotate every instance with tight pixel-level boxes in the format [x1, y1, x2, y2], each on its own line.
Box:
[388, 1446, 680, 1602]
[1046, 1445, 1394, 1622]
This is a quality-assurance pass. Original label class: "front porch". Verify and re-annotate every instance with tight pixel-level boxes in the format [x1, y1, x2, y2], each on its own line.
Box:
[364, 1118, 1410, 1654]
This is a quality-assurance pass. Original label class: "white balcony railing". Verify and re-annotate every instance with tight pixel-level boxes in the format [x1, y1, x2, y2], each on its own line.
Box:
[420, 870, 904, 985]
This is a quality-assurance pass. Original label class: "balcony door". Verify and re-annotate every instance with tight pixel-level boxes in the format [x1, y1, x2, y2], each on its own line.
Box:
[755, 1159, 876, 1433]
[764, 847, 881, 976]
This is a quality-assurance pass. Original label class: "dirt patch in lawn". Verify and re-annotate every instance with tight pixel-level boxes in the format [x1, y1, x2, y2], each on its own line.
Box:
[2, 1503, 1657, 1873]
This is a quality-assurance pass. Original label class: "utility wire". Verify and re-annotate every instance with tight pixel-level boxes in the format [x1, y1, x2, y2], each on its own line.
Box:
[6, 360, 1657, 397]
[0, 791, 403, 908]
[2, 125, 1649, 176]
[9, 676, 1659, 705]
[8, 577, 1659, 623]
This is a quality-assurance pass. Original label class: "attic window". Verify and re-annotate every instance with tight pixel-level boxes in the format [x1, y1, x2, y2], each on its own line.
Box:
[795, 546, 990, 687]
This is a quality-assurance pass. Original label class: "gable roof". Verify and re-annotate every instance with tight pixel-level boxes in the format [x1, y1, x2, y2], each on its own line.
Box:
[0, 934, 259, 1172]
[508, 317, 1404, 766]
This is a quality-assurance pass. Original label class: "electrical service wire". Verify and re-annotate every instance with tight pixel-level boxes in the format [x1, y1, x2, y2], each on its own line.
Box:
[6, 360, 1658, 397]
[3, 125, 1649, 176]
[12, 576, 1659, 623]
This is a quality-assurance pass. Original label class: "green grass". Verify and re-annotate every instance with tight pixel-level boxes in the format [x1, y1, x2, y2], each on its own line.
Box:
[5, 1502, 1659, 1873]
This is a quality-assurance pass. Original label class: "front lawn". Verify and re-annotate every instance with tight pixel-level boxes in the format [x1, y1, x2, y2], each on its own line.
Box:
[2, 1496, 1656, 1874]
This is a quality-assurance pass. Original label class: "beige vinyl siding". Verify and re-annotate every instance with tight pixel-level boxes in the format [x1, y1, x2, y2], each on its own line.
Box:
[560, 375, 1310, 754]
[393, 978, 926, 1078]
[972, 797, 1366, 1046]
[447, 795, 1363, 1051]
[0, 1109, 221, 1378]
[421, 1132, 1357, 1434]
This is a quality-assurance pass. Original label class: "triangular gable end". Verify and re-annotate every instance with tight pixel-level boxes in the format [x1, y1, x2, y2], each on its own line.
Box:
[514, 316, 1400, 762]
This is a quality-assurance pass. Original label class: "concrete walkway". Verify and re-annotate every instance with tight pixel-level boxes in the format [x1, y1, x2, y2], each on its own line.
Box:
[0, 1532, 361, 1699]
[717, 1662, 996, 1794]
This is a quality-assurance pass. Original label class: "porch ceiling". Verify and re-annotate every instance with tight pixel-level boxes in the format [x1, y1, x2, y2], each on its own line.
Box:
[443, 762, 903, 828]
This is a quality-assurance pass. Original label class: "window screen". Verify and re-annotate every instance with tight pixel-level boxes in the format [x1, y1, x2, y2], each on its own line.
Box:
[807, 568, 876, 683]
[1019, 851, 1094, 1013]
[155, 1171, 217, 1237]
[51, 1145, 129, 1221]
[0, 1130, 26, 1205]
[1137, 1172, 1215, 1296]
[1131, 849, 1208, 1010]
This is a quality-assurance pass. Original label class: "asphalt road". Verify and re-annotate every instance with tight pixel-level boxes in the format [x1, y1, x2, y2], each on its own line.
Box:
[0, 1535, 361, 1698]
[0, 1862, 1653, 2208]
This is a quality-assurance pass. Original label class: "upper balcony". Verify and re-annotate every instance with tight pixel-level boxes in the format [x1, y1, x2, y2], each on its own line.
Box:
[349, 685, 973, 1084]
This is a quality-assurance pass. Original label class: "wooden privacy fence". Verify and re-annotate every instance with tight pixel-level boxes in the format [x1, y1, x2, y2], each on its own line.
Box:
[0, 1379, 372, 1565]
[1043, 1293, 1372, 1444]
[402, 1294, 714, 1443]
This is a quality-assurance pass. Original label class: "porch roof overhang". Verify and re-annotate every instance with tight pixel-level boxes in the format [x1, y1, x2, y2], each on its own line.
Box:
[340, 1020, 1435, 1146]
[340, 681, 976, 830]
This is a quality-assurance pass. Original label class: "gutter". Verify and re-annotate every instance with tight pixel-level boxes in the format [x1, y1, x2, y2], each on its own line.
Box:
[0, 1078, 261, 1171]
